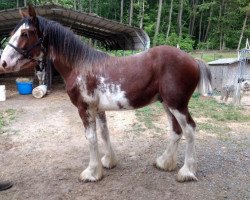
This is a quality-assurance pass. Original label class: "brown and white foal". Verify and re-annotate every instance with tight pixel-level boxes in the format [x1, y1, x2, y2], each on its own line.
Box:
[0, 6, 212, 182]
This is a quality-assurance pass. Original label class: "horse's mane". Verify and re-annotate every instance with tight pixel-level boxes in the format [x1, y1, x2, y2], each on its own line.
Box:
[37, 16, 108, 68]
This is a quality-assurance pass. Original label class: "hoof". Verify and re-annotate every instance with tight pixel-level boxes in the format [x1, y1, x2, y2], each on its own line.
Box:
[176, 166, 198, 182]
[101, 155, 117, 169]
[155, 156, 177, 171]
[79, 166, 103, 182]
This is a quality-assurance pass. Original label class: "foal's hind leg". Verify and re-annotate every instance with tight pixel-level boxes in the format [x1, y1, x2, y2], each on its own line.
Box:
[156, 106, 182, 171]
[97, 112, 117, 169]
[169, 108, 198, 182]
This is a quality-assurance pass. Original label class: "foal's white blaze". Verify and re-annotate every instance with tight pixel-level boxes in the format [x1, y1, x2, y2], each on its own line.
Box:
[1, 23, 30, 70]
[169, 108, 197, 181]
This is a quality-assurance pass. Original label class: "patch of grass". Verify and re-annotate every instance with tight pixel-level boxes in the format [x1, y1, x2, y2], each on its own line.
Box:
[189, 93, 249, 141]
[197, 122, 232, 141]
[189, 93, 250, 122]
[133, 93, 248, 141]
[126, 123, 146, 135]
[190, 51, 237, 62]
[135, 102, 164, 133]
[0, 109, 17, 134]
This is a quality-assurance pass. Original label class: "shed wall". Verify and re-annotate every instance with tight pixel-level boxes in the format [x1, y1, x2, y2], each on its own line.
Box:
[209, 62, 250, 91]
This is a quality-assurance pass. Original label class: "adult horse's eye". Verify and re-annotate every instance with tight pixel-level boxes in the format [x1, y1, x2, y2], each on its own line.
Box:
[21, 32, 28, 37]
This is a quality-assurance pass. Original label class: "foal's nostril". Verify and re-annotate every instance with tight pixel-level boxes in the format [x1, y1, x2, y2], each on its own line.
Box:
[2, 61, 7, 68]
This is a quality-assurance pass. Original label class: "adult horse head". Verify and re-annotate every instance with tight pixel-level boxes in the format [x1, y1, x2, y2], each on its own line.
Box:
[0, 6, 44, 73]
[1, 5, 213, 183]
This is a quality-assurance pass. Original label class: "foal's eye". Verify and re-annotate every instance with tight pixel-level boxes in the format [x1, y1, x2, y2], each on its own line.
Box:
[21, 32, 28, 37]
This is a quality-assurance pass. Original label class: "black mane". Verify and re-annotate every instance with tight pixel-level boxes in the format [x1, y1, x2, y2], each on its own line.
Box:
[36, 16, 108, 67]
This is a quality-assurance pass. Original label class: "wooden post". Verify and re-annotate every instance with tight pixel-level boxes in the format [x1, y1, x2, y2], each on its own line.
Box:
[233, 79, 241, 105]
[45, 59, 52, 92]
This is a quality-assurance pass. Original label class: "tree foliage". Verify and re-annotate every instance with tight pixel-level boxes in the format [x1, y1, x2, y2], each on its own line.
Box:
[0, 0, 249, 51]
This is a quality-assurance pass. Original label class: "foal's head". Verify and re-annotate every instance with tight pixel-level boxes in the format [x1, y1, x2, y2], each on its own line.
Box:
[0, 5, 43, 73]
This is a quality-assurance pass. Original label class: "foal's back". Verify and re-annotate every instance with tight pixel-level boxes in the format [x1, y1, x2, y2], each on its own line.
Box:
[90, 46, 200, 109]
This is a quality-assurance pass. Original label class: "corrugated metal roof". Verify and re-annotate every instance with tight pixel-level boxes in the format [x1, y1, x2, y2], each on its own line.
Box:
[0, 4, 150, 50]
[208, 58, 239, 65]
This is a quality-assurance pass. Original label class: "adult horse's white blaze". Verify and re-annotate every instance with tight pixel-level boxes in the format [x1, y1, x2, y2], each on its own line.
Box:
[0, 23, 30, 71]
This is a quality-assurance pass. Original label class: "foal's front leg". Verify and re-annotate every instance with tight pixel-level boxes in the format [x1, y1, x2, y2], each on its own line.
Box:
[97, 112, 117, 169]
[78, 107, 103, 182]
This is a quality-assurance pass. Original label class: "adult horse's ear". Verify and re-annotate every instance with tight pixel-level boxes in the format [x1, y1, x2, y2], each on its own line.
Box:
[19, 9, 28, 18]
[19, 5, 36, 19]
[28, 4, 37, 19]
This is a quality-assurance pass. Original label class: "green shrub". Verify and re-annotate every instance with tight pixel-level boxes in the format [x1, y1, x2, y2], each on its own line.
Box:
[165, 33, 195, 52]
[197, 42, 211, 50]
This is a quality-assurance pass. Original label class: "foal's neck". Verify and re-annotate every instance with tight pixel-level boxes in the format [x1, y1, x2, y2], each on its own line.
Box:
[49, 49, 76, 81]
[44, 17, 109, 80]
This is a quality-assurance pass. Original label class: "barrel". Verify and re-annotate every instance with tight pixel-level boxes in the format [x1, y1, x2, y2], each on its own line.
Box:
[0, 85, 6, 101]
[32, 85, 47, 98]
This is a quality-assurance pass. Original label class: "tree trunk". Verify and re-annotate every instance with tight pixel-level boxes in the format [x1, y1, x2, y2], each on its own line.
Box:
[177, 0, 184, 38]
[129, 0, 134, 25]
[237, 14, 248, 50]
[74, 0, 76, 10]
[96, 0, 99, 14]
[198, 11, 203, 42]
[204, 5, 213, 42]
[219, 0, 226, 50]
[222, 38, 226, 50]
[188, 0, 194, 35]
[191, 7, 197, 36]
[17, 0, 19, 8]
[189, 0, 198, 36]
[89, 0, 92, 13]
[153, 0, 163, 46]
[198, 0, 204, 42]
[78, 0, 83, 12]
[120, 0, 124, 23]
[198, 13, 203, 42]
[139, 0, 145, 29]
[166, 0, 173, 39]
[24, 0, 27, 7]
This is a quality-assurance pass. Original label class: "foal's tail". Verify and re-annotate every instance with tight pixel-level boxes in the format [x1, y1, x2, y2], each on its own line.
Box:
[196, 59, 213, 96]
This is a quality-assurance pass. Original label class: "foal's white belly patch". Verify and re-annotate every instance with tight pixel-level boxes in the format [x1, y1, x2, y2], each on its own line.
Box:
[98, 77, 132, 110]
[76, 76, 132, 110]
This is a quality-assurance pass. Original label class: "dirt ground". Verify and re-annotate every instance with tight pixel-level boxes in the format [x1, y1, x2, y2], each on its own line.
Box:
[0, 81, 249, 200]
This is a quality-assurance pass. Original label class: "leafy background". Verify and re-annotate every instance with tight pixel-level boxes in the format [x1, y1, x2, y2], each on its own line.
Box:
[0, 0, 249, 52]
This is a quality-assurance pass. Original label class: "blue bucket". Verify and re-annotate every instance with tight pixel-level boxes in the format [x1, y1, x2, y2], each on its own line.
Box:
[16, 81, 33, 95]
